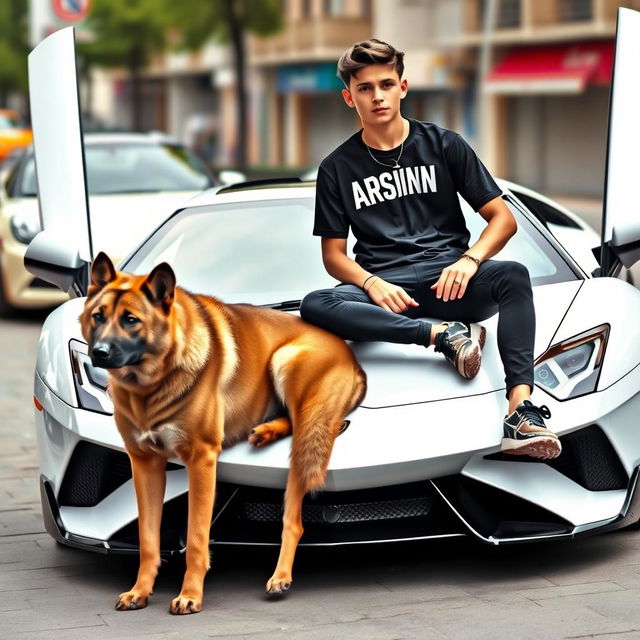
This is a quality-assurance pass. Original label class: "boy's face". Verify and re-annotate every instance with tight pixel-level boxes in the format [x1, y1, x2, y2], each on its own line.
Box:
[342, 63, 408, 127]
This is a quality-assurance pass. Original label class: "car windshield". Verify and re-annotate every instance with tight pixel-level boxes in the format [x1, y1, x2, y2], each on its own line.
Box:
[18, 143, 212, 196]
[124, 195, 578, 306]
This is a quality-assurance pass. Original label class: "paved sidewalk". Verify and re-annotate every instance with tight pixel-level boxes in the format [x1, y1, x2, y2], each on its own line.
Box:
[4, 312, 640, 639]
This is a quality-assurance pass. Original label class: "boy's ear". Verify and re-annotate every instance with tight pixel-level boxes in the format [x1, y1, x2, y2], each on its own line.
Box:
[342, 87, 355, 108]
[400, 77, 408, 98]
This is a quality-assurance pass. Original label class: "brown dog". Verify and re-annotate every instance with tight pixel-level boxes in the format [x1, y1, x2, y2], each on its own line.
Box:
[78, 253, 366, 614]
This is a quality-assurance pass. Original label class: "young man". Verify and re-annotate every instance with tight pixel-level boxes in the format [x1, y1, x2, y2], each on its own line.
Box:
[300, 39, 561, 460]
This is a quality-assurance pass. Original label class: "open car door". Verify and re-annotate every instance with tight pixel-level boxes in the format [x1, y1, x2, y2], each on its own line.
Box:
[601, 7, 640, 274]
[24, 27, 92, 296]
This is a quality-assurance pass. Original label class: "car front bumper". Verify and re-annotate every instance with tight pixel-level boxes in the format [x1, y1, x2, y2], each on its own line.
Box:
[34, 362, 640, 553]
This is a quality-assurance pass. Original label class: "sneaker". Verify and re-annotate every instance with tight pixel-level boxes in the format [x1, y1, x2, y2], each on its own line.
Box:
[501, 400, 562, 459]
[433, 321, 486, 380]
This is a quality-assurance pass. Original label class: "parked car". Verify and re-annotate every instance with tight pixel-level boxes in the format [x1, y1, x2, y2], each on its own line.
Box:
[0, 109, 32, 162]
[25, 14, 640, 556]
[0, 133, 216, 315]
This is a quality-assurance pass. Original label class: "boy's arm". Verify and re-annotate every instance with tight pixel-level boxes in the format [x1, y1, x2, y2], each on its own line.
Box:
[431, 195, 517, 302]
[321, 238, 418, 313]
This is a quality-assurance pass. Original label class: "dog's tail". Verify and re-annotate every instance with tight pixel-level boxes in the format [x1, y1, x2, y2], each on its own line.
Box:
[290, 365, 367, 492]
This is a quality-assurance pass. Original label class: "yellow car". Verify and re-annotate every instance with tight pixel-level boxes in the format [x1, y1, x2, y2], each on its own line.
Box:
[0, 109, 32, 162]
[0, 133, 215, 316]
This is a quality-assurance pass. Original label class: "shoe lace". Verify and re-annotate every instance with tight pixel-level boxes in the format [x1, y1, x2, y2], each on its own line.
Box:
[434, 331, 457, 361]
[520, 403, 551, 427]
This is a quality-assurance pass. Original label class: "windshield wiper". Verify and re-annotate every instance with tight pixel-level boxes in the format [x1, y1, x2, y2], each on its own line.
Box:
[262, 299, 301, 311]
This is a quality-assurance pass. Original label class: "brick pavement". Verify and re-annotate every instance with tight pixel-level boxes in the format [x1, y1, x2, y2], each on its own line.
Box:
[3, 311, 640, 639]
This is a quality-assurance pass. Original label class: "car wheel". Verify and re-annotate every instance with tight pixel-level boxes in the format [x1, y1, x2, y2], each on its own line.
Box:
[0, 257, 18, 318]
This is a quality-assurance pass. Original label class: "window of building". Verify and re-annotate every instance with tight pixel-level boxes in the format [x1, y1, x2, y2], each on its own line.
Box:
[301, 0, 312, 19]
[558, 0, 593, 23]
[324, 0, 345, 17]
[478, 0, 522, 30]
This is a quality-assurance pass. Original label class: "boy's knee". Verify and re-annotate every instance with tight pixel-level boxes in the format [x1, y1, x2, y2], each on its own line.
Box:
[299, 290, 329, 322]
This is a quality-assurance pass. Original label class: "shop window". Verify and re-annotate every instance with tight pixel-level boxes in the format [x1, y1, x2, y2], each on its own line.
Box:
[478, 0, 522, 30]
[557, 0, 593, 22]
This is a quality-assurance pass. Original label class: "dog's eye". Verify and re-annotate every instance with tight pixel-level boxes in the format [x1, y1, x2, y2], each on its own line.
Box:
[125, 315, 140, 326]
[92, 312, 104, 324]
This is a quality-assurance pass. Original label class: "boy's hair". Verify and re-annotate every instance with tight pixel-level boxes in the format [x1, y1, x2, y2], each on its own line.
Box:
[337, 39, 405, 89]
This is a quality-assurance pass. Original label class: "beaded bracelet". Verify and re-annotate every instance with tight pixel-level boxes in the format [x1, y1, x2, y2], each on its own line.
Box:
[461, 254, 480, 267]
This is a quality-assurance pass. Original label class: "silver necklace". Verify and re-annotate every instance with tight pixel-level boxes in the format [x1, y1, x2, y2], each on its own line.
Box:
[364, 123, 407, 169]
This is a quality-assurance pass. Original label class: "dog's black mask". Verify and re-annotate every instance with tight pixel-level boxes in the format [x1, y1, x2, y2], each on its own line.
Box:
[90, 338, 145, 369]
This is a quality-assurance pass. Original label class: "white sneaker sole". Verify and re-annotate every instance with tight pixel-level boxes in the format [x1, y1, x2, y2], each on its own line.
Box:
[501, 436, 562, 460]
[457, 324, 486, 380]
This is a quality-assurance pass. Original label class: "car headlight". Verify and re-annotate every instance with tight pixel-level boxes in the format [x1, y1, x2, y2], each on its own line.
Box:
[534, 324, 609, 400]
[69, 339, 114, 414]
[10, 211, 41, 244]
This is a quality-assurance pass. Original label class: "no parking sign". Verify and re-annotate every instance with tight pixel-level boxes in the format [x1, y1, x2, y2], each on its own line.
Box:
[52, 0, 91, 23]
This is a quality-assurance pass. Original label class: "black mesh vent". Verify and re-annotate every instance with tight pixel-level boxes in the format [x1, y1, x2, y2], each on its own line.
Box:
[241, 496, 432, 524]
[485, 425, 628, 491]
[58, 441, 183, 507]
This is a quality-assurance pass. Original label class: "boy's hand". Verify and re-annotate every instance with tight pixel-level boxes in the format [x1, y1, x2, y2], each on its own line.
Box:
[430, 258, 479, 302]
[366, 278, 419, 313]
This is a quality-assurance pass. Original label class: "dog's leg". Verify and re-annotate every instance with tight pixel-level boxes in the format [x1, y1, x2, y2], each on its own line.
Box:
[248, 416, 292, 447]
[116, 452, 166, 611]
[265, 465, 306, 595]
[169, 442, 221, 615]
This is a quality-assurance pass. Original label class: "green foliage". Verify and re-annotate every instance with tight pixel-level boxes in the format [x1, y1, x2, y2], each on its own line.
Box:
[164, 0, 283, 51]
[78, 0, 169, 70]
[0, 0, 29, 96]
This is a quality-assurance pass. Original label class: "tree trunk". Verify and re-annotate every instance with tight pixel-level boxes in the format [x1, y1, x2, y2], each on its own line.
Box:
[225, 0, 248, 172]
[130, 47, 143, 132]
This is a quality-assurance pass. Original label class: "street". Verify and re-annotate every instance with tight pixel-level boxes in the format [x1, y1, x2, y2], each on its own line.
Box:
[3, 200, 640, 638]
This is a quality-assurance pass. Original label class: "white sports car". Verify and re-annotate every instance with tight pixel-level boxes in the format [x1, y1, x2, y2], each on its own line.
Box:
[26, 11, 640, 556]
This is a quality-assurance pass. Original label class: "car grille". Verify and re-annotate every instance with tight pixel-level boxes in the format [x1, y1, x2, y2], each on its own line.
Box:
[485, 424, 628, 491]
[241, 496, 432, 524]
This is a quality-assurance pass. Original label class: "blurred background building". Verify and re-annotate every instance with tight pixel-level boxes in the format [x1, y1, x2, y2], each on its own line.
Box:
[10, 0, 640, 197]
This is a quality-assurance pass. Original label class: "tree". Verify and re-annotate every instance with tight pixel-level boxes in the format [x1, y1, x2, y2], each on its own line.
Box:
[78, 0, 169, 131]
[0, 0, 28, 108]
[164, 0, 283, 172]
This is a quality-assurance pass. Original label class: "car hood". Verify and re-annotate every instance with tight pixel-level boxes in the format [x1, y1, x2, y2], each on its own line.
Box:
[352, 280, 582, 407]
[36, 280, 582, 411]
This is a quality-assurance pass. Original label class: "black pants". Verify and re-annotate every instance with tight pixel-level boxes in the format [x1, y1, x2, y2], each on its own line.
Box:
[300, 257, 535, 395]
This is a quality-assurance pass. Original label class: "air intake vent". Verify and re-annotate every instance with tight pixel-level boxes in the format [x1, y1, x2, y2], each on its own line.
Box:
[58, 441, 182, 507]
[485, 425, 628, 491]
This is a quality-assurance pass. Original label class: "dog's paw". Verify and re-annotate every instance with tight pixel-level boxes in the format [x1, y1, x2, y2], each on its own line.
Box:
[169, 594, 202, 615]
[248, 425, 280, 447]
[265, 576, 293, 596]
[115, 590, 151, 611]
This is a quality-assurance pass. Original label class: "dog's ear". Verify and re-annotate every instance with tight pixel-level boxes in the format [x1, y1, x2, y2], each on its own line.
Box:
[89, 252, 117, 295]
[142, 262, 176, 314]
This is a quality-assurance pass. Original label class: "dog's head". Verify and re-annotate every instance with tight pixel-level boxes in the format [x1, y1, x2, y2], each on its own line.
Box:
[79, 252, 177, 383]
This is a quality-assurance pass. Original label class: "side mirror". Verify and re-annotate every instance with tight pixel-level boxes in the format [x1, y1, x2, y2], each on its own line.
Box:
[24, 230, 89, 295]
[217, 169, 247, 186]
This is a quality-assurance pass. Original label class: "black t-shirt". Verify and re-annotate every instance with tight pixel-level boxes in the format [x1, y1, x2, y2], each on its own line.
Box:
[313, 118, 503, 272]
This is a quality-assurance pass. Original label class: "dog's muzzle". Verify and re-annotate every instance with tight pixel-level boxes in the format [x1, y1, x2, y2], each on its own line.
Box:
[90, 341, 143, 368]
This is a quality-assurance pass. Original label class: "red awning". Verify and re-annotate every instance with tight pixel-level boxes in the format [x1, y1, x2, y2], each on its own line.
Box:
[485, 41, 614, 94]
